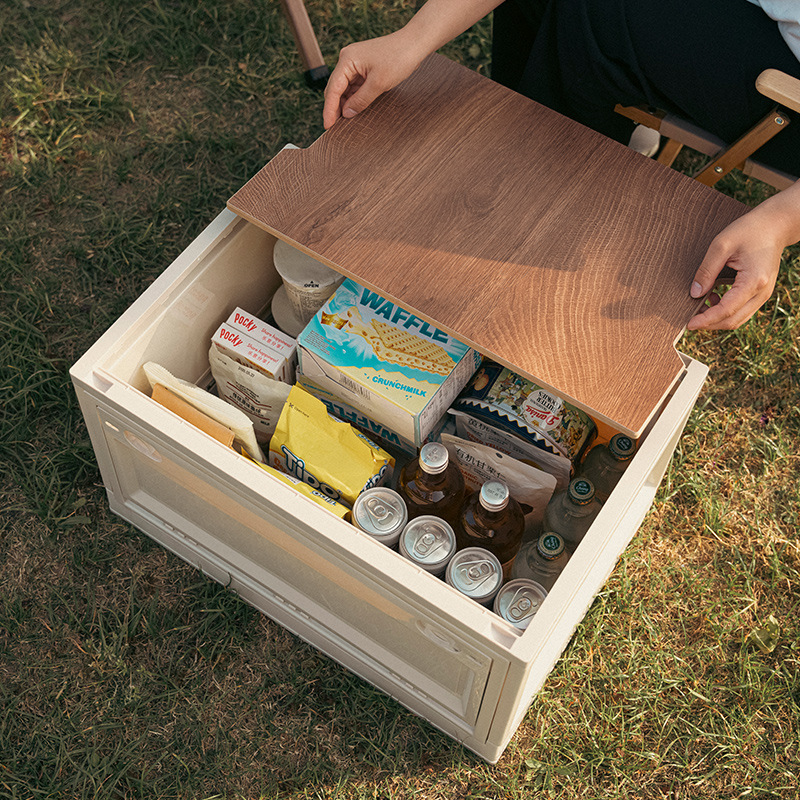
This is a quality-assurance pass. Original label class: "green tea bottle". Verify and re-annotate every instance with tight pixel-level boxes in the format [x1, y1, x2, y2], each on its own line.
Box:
[578, 434, 637, 502]
[511, 532, 570, 590]
[542, 477, 602, 552]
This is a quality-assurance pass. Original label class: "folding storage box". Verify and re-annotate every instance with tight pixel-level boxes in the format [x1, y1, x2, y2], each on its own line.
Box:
[70, 55, 746, 762]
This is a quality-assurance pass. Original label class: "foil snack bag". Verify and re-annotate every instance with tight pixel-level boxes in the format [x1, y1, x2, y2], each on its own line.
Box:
[269, 385, 394, 506]
[451, 360, 596, 467]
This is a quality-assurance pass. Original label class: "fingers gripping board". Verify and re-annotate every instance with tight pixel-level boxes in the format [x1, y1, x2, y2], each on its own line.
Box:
[228, 54, 746, 436]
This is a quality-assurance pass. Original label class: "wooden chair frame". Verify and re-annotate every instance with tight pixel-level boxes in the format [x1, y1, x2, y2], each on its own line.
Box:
[615, 69, 800, 190]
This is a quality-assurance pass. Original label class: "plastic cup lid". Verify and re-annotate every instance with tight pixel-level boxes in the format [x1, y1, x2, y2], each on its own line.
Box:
[273, 239, 340, 287]
[271, 285, 306, 338]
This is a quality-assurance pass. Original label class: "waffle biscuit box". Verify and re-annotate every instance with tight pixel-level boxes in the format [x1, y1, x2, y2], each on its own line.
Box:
[297, 278, 481, 450]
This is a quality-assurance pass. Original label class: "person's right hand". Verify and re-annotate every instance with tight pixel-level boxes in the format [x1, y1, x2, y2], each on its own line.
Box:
[322, 32, 426, 129]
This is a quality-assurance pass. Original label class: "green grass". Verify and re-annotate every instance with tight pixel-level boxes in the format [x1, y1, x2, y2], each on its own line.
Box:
[1, 1, 798, 798]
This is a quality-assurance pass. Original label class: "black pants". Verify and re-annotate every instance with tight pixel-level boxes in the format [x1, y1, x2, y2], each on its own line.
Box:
[492, 0, 800, 176]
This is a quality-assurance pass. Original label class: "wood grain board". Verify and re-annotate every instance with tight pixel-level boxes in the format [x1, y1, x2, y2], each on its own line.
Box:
[228, 53, 747, 436]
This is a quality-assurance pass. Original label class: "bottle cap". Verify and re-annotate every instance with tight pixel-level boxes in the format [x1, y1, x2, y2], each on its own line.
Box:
[419, 442, 449, 475]
[568, 478, 595, 505]
[537, 532, 565, 560]
[479, 481, 509, 512]
[609, 434, 636, 461]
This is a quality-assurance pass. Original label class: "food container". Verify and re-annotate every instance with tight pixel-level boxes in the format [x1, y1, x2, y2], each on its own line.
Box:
[70, 54, 744, 763]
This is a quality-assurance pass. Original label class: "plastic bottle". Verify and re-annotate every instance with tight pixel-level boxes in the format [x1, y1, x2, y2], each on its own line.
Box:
[511, 532, 569, 590]
[455, 480, 524, 578]
[542, 477, 602, 552]
[578, 434, 637, 502]
[397, 442, 466, 527]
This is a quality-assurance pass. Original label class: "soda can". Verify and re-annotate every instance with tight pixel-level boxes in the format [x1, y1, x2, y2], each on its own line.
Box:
[446, 547, 503, 606]
[399, 516, 456, 577]
[493, 579, 548, 630]
[351, 487, 408, 548]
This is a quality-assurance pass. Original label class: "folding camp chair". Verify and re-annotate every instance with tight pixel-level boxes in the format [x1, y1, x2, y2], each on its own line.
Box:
[615, 69, 800, 190]
[280, 0, 330, 89]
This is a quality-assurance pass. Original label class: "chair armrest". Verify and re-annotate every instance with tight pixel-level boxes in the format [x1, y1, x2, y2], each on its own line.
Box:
[756, 69, 800, 113]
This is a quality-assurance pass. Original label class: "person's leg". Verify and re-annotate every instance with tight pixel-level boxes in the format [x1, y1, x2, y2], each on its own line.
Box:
[495, 0, 800, 174]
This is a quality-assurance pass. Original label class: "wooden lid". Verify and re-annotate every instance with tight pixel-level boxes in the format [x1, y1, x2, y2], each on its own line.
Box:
[228, 54, 746, 435]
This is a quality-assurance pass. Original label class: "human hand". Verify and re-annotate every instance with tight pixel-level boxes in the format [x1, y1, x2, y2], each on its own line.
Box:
[687, 180, 800, 331]
[322, 32, 426, 129]
[686, 213, 783, 331]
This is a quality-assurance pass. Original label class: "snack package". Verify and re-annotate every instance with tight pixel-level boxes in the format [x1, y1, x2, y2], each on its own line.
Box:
[142, 361, 264, 461]
[225, 307, 297, 383]
[296, 373, 448, 458]
[151, 384, 235, 447]
[449, 409, 571, 491]
[269, 385, 394, 506]
[451, 360, 596, 467]
[441, 433, 557, 534]
[211, 325, 292, 383]
[247, 458, 350, 520]
[208, 345, 291, 442]
[296, 278, 481, 449]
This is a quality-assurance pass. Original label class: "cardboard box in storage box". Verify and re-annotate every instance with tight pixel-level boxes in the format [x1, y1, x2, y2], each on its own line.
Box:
[297, 278, 481, 450]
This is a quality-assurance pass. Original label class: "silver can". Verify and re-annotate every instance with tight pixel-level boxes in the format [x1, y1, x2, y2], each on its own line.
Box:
[351, 487, 408, 548]
[445, 547, 503, 606]
[399, 516, 456, 576]
[493, 579, 548, 630]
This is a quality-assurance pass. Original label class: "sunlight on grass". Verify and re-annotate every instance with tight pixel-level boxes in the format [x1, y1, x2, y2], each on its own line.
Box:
[1, 1, 797, 798]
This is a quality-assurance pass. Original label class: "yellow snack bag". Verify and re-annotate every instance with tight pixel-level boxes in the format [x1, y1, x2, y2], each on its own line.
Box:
[269, 385, 394, 506]
[248, 459, 350, 520]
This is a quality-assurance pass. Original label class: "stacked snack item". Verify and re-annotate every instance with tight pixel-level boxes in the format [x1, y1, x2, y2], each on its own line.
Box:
[449, 360, 597, 491]
[268, 385, 394, 507]
[211, 306, 296, 383]
[209, 307, 296, 442]
[296, 278, 481, 455]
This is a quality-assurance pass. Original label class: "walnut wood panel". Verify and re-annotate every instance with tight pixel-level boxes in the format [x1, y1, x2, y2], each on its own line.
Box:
[228, 54, 747, 435]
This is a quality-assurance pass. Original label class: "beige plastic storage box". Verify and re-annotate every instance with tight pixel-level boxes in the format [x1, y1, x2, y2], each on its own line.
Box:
[71, 56, 746, 762]
[71, 206, 709, 763]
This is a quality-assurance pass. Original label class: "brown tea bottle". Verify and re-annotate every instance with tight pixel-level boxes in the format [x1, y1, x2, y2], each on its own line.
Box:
[397, 442, 466, 527]
[455, 481, 524, 578]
